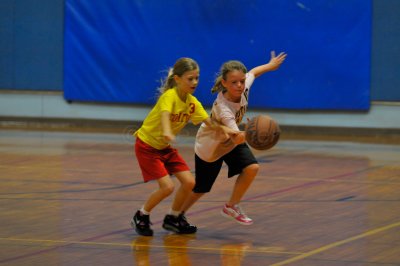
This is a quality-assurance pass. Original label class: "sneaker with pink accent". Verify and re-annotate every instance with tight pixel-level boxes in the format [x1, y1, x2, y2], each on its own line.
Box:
[221, 204, 253, 225]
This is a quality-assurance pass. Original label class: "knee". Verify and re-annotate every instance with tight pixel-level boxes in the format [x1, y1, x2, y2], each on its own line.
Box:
[182, 178, 195, 191]
[244, 163, 259, 177]
[160, 184, 175, 197]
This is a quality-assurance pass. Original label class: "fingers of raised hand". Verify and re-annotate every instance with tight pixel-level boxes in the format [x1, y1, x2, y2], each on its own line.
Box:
[277, 52, 287, 60]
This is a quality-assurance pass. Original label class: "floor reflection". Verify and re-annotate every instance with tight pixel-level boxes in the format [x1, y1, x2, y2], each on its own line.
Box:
[163, 234, 196, 265]
[131, 236, 153, 266]
[131, 234, 253, 266]
[220, 242, 252, 266]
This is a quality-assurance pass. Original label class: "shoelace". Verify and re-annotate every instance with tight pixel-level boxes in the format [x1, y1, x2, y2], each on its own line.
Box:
[178, 215, 190, 226]
[137, 215, 152, 226]
[233, 205, 247, 216]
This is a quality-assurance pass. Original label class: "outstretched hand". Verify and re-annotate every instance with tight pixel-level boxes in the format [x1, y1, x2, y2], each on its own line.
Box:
[268, 51, 287, 71]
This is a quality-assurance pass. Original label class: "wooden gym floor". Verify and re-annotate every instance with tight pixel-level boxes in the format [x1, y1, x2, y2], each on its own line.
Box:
[0, 128, 399, 265]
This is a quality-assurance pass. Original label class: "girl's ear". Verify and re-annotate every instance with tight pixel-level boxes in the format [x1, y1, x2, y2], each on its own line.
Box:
[173, 75, 180, 83]
[220, 78, 227, 88]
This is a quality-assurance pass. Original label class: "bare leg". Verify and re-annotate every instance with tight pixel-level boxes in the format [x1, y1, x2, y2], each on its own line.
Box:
[171, 171, 195, 212]
[227, 163, 259, 206]
[181, 191, 206, 213]
[143, 175, 174, 212]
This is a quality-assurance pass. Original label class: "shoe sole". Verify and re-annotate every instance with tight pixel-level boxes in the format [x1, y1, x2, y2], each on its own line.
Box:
[221, 210, 253, 225]
[162, 224, 197, 234]
[162, 224, 180, 233]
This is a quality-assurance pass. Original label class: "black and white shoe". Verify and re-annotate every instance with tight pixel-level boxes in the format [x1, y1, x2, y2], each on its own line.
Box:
[131, 210, 153, 236]
[162, 213, 197, 234]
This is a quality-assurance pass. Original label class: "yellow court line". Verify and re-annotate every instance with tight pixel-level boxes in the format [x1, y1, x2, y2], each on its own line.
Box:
[271, 221, 400, 266]
[0, 237, 301, 255]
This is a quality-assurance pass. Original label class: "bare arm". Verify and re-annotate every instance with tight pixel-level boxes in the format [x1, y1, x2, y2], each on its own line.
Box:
[249, 51, 287, 78]
[230, 131, 246, 144]
[203, 118, 245, 145]
[161, 111, 175, 142]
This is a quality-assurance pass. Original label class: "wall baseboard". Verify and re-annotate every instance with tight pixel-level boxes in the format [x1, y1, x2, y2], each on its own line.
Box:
[1, 116, 399, 144]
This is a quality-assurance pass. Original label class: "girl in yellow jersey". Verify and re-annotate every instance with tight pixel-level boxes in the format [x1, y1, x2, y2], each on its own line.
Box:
[131, 57, 235, 236]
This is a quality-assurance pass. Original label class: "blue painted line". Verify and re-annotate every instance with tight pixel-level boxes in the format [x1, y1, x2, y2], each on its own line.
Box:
[336, 196, 355, 201]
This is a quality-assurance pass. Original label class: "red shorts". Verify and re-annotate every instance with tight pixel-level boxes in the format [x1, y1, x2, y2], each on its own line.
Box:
[135, 137, 190, 182]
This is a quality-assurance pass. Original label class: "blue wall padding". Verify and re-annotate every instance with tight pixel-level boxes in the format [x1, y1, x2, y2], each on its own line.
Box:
[0, 0, 63, 90]
[64, 0, 371, 110]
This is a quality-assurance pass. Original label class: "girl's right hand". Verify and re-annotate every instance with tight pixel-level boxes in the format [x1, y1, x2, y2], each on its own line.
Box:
[222, 126, 245, 144]
[229, 131, 246, 144]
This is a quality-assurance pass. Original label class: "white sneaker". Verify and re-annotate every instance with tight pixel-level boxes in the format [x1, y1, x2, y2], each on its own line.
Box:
[221, 204, 253, 225]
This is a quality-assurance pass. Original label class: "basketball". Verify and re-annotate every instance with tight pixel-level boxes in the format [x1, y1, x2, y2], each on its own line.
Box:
[245, 115, 281, 150]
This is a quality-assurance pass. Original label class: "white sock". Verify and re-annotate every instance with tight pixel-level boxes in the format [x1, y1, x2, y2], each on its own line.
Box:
[140, 207, 150, 215]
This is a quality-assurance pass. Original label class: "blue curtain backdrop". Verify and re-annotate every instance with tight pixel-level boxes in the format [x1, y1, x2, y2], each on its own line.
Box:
[64, 0, 371, 110]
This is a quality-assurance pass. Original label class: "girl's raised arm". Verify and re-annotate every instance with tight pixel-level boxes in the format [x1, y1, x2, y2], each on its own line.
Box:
[249, 51, 287, 78]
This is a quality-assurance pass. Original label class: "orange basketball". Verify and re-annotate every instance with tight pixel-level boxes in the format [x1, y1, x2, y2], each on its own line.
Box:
[245, 115, 281, 150]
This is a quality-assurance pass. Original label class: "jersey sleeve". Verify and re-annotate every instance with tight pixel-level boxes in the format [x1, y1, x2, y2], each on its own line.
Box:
[158, 91, 174, 113]
[245, 72, 255, 91]
[190, 97, 209, 125]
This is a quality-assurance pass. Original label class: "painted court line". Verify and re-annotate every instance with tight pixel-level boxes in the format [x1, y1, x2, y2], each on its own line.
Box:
[0, 237, 301, 255]
[0, 166, 382, 263]
[271, 221, 400, 266]
[246, 165, 382, 202]
[185, 166, 382, 218]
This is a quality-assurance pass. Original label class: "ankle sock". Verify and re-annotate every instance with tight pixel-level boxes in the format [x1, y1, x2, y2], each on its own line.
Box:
[140, 207, 150, 215]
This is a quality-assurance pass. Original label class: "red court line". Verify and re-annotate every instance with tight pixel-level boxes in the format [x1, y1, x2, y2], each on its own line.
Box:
[0, 165, 382, 264]
[184, 165, 382, 217]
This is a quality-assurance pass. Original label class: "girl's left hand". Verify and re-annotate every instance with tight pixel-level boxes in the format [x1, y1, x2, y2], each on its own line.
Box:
[269, 51, 287, 70]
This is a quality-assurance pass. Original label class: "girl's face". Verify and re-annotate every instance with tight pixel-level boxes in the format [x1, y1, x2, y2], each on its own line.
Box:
[221, 70, 246, 102]
[175, 69, 200, 95]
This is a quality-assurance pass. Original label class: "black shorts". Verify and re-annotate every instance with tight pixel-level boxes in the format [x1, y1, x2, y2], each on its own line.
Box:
[193, 143, 258, 193]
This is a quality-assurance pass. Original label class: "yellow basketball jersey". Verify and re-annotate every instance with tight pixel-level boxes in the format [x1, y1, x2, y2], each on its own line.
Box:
[135, 88, 209, 150]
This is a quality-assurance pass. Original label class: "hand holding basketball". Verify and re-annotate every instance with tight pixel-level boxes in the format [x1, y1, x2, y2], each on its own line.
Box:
[245, 115, 280, 150]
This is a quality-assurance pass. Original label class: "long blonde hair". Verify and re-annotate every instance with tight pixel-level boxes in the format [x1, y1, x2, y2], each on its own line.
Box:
[211, 60, 247, 94]
[158, 57, 199, 95]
